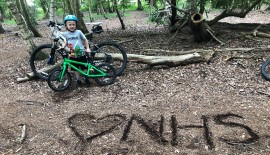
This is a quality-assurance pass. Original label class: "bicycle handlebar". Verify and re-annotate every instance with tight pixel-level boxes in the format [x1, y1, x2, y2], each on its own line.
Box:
[48, 21, 66, 45]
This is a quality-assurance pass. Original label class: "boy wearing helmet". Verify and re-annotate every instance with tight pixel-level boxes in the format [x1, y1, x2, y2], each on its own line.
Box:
[63, 15, 91, 86]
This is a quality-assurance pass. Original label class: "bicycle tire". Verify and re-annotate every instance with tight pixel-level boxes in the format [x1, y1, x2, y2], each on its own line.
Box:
[92, 41, 127, 76]
[47, 69, 72, 92]
[94, 64, 117, 86]
[30, 44, 64, 80]
[261, 59, 270, 81]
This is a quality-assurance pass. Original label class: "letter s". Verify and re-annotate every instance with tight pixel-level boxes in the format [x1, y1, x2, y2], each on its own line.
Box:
[214, 113, 259, 145]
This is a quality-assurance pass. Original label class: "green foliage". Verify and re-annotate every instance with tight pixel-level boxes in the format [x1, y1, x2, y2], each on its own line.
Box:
[83, 12, 117, 22]
[57, 8, 64, 16]
[81, 4, 89, 12]
[177, 0, 187, 7]
[3, 18, 16, 25]
[0, 0, 12, 18]
[35, 8, 44, 20]
[125, 3, 137, 11]
[148, 8, 169, 25]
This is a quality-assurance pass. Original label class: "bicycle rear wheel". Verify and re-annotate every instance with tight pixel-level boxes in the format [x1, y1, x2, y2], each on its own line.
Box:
[261, 59, 270, 81]
[30, 44, 63, 80]
[94, 64, 116, 86]
[47, 69, 72, 92]
[92, 41, 127, 76]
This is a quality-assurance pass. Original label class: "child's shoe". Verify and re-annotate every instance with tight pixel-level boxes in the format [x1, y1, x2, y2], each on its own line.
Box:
[84, 78, 91, 86]
[76, 80, 82, 87]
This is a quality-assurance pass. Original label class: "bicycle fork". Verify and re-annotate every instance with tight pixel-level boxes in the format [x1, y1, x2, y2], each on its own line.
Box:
[47, 39, 59, 64]
[59, 62, 68, 81]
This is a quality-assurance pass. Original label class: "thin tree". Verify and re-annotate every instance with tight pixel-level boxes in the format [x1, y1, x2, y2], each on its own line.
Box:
[65, 0, 74, 15]
[49, 0, 55, 21]
[107, 0, 113, 13]
[113, 0, 125, 30]
[16, 0, 42, 37]
[60, 0, 66, 20]
[23, 0, 38, 25]
[0, 21, 5, 33]
[0, 7, 4, 33]
[87, 0, 94, 22]
[137, 0, 143, 10]
[7, 0, 36, 54]
[98, 0, 108, 19]
[74, 0, 89, 34]
[0, 6, 4, 22]
[40, 0, 49, 19]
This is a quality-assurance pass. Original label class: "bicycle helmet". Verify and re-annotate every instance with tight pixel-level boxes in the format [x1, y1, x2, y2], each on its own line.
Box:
[64, 15, 78, 24]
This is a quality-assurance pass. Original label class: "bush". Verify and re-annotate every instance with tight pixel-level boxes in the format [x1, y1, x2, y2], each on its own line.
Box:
[81, 5, 88, 12]
[57, 8, 64, 16]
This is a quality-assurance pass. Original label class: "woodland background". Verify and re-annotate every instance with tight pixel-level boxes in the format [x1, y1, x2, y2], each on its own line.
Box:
[0, 0, 270, 154]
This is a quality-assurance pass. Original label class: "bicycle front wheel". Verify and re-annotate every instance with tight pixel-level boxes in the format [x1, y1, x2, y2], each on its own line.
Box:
[261, 59, 270, 81]
[92, 41, 127, 76]
[47, 69, 72, 92]
[94, 64, 117, 86]
[30, 44, 63, 80]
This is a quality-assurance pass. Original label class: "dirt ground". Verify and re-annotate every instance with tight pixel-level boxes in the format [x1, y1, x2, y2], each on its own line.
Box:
[0, 11, 270, 154]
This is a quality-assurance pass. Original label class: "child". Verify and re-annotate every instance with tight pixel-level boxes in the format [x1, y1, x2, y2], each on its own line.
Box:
[63, 15, 91, 87]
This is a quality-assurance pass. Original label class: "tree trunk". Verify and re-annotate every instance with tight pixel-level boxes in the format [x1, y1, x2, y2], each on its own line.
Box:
[23, 0, 38, 25]
[65, 0, 74, 14]
[61, 0, 66, 20]
[121, 0, 126, 15]
[40, 0, 49, 19]
[191, 0, 197, 13]
[49, 0, 55, 21]
[99, 1, 108, 19]
[87, 0, 94, 22]
[137, 0, 143, 10]
[0, 6, 5, 21]
[170, 0, 177, 26]
[107, 0, 113, 13]
[189, 13, 212, 42]
[0, 9, 4, 33]
[114, 0, 125, 30]
[0, 22, 5, 33]
[0, 9, 4, 22]
[7, 0, 36, 54]
[74, 0, 89, 34]
[17, 0, 42, 37]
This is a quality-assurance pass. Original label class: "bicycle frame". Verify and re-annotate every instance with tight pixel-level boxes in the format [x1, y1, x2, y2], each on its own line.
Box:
[59, 58, 107, 81]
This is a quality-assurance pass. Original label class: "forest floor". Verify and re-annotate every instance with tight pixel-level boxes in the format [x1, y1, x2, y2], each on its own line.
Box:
[0, 10, 270, 154]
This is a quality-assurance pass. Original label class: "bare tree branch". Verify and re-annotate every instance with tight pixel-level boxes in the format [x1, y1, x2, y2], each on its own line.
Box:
[208, 0, 262, 26]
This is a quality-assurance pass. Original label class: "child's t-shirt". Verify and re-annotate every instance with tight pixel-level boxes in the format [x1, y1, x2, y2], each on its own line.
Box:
[63, 30, 86, 58]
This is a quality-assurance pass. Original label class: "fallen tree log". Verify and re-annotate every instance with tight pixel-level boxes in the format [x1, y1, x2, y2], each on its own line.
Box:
[252, 24, 270, 38]
[253, 30, 270, 38]
[17, 62, 62, 83]
[126, 51, 214, 66]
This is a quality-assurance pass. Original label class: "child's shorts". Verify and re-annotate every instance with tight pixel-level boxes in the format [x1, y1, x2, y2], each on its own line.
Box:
[69, 56, 88, 71]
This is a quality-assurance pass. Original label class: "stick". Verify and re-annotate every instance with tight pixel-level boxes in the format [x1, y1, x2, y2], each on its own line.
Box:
[17, 124, 26, 144]
[206, 29, 225, 45]
[256, 90, 270, 97]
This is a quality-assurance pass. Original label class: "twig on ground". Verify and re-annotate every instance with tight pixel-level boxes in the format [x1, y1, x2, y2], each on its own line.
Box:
[256, 90, 270, 97]
[17, 124, 26, 144]
[206, 29, 225, 45]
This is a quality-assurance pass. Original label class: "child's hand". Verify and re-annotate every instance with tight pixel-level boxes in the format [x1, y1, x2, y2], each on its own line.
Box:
[57, 44, 66, 50]
[86, 48, 91, 53]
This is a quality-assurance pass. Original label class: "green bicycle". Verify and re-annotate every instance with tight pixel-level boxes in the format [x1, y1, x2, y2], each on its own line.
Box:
[47, 49, 116, 92]
[30, 21, 127, 80]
